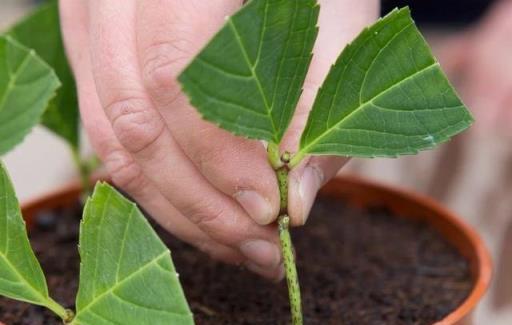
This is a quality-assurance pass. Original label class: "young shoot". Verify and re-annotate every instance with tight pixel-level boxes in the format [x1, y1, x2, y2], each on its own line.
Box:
[178, 1, 472, 324]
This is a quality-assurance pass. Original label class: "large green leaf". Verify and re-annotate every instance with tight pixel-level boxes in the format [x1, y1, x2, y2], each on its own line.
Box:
[297, 7, 473, 160]
[8, 1, 79, 149]
[73, 183, 193, 325]
[179, 0, 319, 143]
[0, 36, 60, 155]
[0, 162, 50, 306]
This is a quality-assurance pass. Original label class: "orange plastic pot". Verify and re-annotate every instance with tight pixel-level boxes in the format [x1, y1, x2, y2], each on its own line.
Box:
[319, 176, 492, 325]
[4, 176, 492, 325]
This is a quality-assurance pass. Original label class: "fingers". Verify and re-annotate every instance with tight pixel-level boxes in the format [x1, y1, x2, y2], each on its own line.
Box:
[434, 0, 512, 135]
[135, 0, 243, 106]
[283, 0, 381, 151]
[86, 0, 283, 276]
[59, 0, 244, 265]
[135, 0, 280, 226]
[434, 32, 472, 89]
[288, 156, 348, 226]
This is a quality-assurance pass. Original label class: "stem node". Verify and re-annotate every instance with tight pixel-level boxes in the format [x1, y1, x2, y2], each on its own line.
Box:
[267, 145, 303, 325]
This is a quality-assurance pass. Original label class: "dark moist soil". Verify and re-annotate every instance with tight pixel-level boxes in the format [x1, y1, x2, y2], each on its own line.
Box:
[0, 197, 473, 325]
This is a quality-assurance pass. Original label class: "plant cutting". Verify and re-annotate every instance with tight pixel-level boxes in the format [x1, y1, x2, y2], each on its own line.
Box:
[177, 1, 472, 323]
[0, 0, 483, 324]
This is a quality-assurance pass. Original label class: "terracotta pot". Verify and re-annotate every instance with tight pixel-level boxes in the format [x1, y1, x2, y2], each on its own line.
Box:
[11, 176, 491, 325]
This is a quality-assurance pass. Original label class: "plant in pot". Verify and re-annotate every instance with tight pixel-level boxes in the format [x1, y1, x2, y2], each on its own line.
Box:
[0, 0, 491, 324]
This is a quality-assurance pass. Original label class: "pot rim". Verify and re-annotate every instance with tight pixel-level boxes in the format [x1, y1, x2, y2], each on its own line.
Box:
[16, 175, 491, 325]
[320, 175, 492, 325]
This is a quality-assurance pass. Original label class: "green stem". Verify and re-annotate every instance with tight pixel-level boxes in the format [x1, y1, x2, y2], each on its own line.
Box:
[268, 142, 283, 169]
[274, 157, 303, 325]
[279, 215, 302, 325]
[276, 166, 289, 212]
[288, 150, 306, 169]
[71, 147, 90, 200]
[45, 298, 74, 323]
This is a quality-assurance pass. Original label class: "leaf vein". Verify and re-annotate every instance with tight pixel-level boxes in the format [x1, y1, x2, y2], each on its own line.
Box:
[115, 205, 134, 283]
[0, 48, 33, 111]
[76, 251, 170, 317]
[188, 79, 269, 118]
[196, 57, 252, 79]
[228, 13, 278, 136]
[301, 62, 439, 154]
[111, 291, 189, 316]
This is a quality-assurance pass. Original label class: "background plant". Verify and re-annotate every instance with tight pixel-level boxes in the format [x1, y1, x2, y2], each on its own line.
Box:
[178, 1, 473, 324]
[0, 2, 193, 324]
[0, 163, 193, 324]
[0, 35, 60, 156]
[3, 0, 95, 194]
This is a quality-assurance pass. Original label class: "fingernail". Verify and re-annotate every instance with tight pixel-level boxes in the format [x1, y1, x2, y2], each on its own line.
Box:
[240, 240, 281, 268]
[298, 166, 323, 225]
[235, 190, 274, 225]
[273, 263, 286, 282]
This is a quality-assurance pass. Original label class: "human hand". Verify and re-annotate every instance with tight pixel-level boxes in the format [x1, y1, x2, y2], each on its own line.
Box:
[59, 0, 378, 280]
[435, 0, 512, 135]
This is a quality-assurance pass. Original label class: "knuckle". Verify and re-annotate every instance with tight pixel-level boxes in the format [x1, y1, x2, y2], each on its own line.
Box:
[197, 241, 243, 265]
[196, 240, 222, 260]
[193, 133, 242, 173]
[183, 198, 226, 228]
[103, 149, 148, 194]
[142, 41, 190, 94]
[106, 97, 164, 154]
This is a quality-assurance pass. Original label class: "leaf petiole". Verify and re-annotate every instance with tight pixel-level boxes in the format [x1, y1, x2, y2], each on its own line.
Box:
[288, 150, 307, 170]
[44, 297, 73, 323]
[268, 142, 283, 169]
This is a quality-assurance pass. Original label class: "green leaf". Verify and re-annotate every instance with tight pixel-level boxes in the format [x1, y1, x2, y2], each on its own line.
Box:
[296, 7, 473, 161]
[0, 36, 60, 155]
[0, 162, 50, 306]
[179, 0, 319, 143]
[73, 183, 193, 325]
[8, 1, 80, 149]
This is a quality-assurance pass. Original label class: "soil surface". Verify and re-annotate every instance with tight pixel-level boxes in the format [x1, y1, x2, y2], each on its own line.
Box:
[0, 196, 473, 325]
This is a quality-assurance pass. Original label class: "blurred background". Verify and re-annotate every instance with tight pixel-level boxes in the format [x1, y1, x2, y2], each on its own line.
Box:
[1, 0, 90, 202]
[1, 0, 511, 324]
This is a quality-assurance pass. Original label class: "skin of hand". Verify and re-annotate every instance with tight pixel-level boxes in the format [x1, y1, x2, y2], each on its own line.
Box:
[59, 0, 378, 280]
[435, 0, 512, 135]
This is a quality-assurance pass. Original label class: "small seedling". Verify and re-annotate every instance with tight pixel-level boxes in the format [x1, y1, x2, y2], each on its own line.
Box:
[178, 1, 472, 324]
[0, 35, 60, 155]
[6, 1, 92, 195]
[0, 163, 193, 324]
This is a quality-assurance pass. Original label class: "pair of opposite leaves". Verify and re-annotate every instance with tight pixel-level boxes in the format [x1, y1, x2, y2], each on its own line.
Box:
[0, 0, 472, 162]
[179, 1, 472, 165]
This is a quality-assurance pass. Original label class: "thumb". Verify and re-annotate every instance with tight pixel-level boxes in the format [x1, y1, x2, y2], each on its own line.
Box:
[288, 156, 349, 226]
